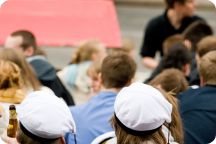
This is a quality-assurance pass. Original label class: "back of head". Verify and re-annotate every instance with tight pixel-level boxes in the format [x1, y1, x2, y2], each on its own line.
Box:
[17, 91, 76, 144]
[70, 40, 106, 64]
[112, 82, 172, 144]
[0, 60, 23, 89]
[197, 36, 216, 58]
[163, 42, 191, 72]
[183, 21, 213, 51]
[149, 68, 188, 95]
[0, 48, 41, 90]
[101, 53, 136, 89]
[163, 34, 184, 56]
[10, 30, 38, 52]
[199, 51, 216, 85]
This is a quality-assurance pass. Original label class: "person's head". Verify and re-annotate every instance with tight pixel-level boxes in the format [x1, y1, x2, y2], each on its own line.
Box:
[16, 91, 76, 144]
[0, 48, 41, 91]
[101, 53, 136, 89]
[163, 42, 191, 76]
[183, 21, 213, 51]
[149, 68, 188, 96]
[111, 82, 172, 144]
[163, 34, 184, 56]
[70, 40, 107, 64]
[87, 61, 102, 93]
[5, 30, 39, 57]
[199, 51, 216, 86]
[111, 38, 135, 59]
[196, 36, 216, 62]
[165, 0, 196, 17]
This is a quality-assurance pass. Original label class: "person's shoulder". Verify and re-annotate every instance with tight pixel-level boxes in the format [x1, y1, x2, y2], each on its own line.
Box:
[178, 86, 199, 100]
[146, 13, 166, 28]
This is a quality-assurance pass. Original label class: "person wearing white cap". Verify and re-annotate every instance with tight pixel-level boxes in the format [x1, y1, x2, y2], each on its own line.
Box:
[108, 82, 173, 144]
[11, 90, 76, 144]
[65, 53, 137, 144]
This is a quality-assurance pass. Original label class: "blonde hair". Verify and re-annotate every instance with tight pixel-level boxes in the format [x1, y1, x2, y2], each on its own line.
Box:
[199, 51, 216, 85]
[0, 49, 40, 90]
[0, 60, 23, 89]
[111, 116, 166, 144]
[70, 40, 105, 64]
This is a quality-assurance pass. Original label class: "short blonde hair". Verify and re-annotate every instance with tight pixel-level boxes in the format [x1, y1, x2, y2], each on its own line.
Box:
[197, 36, 216, 58]
[199, 51, 216, 85]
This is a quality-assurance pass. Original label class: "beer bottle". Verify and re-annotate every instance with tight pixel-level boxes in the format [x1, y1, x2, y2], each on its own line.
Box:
[7, 105, 18, 138]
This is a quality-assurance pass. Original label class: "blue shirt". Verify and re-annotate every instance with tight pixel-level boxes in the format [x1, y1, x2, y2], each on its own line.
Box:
[65, 91, 117, 144]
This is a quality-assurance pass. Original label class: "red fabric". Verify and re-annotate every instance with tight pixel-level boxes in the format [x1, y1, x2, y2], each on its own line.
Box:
[0, 0, 121, 47]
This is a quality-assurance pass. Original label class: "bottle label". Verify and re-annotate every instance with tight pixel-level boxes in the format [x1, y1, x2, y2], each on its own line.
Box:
[9, 110, 17, 119]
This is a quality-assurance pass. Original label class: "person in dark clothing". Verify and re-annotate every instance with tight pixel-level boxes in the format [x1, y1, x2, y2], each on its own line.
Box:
[140, 0, 202, 69]
[178, 51, 216, 144]
[145, 42, 191, 83]
[182, 21, 214, 86]
[4, 30, 74, 106]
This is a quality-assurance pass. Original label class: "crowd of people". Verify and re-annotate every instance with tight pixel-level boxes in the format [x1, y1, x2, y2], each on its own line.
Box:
[0, 0, 216, 143]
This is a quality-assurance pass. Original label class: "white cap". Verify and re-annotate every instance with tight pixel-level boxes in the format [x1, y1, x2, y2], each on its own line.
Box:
[18, 90, 76, 140]
[114, 82, 172, 132]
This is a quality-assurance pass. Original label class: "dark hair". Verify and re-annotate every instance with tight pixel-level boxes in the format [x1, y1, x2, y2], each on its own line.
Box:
[101, 53, 136, 89]
[165, 0, 186, 8]
[162, 42, 191, 70]
[183, 21, 213, 51]
[11, 30, 38, 53]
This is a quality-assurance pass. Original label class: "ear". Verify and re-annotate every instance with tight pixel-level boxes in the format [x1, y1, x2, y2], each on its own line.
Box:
[183, 39, 192, 51]
[23, 46, 34, 57]
[200, 76, 205, 87]
[59, 137, 66, 144]
[182, 63, 191, 76]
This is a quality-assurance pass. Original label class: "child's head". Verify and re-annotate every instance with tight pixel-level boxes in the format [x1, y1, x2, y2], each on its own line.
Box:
[70, 40, 107, 64]
[87, 61, 102, 93]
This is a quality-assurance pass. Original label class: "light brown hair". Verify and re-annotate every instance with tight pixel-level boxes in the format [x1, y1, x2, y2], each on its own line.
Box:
[149, 68, 188, 96]
[163, 34, 184, 56]
[70, 40, 106, 64]
[199, 51, 216, 85]
[111, 116, 167, 144]
[101, 53, 136, 89]
[0, 48, 41, 90]
[197, 36, 216, 58]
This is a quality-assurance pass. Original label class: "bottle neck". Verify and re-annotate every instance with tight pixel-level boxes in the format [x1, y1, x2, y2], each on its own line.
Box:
[9, 110, 17, 119]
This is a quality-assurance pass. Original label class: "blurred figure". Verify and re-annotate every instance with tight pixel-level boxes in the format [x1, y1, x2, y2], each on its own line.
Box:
[65, 53, 136, 144]
[179, 51, 216, 144]
[182, 20, 213, 85]
[4, 30, 74, 106]
[145, 42, 191, 83]
[0, 105, 7, 144]
[58, 40, 107, 104]
[140, 0, 203, 69]
[110, 83, 173, 144]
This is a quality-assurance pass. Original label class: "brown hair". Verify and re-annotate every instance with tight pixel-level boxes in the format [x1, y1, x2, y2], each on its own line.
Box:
[0, 48, 41, 90]
[0, 60, 23, 89]
[11, 30, 38, 53]
[70, 40, 106, 64]
[199, 51, 216, 85]
[111, 116, 167, 144]
[163, 34, 184, 56]
[161, 90, 184, 144]
[165, 0, 187, 8]
[101, 53, 136, 89]
[16, 126, 61, 144]
[149, 68, 188, 96]
[197, 36, 216, 58]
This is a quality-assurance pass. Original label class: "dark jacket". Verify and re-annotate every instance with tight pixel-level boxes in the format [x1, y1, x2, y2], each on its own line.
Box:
[179, 85, 216, 144]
